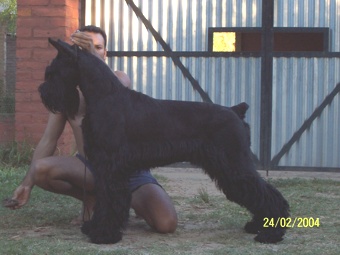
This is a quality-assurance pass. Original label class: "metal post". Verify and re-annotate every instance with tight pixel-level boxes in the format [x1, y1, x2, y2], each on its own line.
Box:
[260, 0, 274, 170]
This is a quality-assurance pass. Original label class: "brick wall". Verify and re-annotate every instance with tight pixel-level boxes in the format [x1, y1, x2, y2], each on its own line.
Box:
[15, 0, 80, 154]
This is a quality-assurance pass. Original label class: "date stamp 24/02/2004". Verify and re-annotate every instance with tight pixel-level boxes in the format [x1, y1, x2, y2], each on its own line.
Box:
[263, 217, 320, 228]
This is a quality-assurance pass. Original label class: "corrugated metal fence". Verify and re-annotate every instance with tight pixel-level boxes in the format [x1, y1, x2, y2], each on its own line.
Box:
[82, 0, 340, 171]
[272, 0, 340, 169]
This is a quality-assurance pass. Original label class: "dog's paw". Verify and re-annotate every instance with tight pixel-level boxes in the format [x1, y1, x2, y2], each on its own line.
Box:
[81, 221, 123, 244]
[244, 220, 263, 234]
[89, 231, 122, 244]
[254, 228, 285, 243]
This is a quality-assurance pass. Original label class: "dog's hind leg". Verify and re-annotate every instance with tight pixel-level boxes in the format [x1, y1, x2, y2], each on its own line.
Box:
[242, 180, 290, 243]
[225, 174, 289, 243]
[81, 167, 131, 244]
[201, 149, 289, 243]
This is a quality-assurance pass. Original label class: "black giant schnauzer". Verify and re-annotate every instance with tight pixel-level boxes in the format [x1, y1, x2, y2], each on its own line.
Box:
[39, 39, 289, 244]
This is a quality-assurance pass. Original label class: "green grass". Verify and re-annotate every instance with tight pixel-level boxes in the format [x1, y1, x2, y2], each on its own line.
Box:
[1, 166, 340, 255]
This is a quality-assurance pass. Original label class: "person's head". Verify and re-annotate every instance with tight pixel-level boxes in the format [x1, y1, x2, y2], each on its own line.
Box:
[77, 26, 131, 88]
[79, 25, 107, 60]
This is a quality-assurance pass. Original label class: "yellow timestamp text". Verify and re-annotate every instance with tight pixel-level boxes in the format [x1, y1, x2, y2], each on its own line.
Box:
[263, 217, 320, 228]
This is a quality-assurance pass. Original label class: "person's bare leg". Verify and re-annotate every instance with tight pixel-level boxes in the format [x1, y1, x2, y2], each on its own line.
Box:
[32, 156, 177, 230]
[131, 183, 178, 233]
[33, 156, 95, 221]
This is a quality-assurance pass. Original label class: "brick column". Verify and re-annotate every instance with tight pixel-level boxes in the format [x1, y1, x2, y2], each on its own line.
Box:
[15, 0, 79, 154]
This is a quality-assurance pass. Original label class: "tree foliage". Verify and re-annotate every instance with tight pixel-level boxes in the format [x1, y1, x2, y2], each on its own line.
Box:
[0, 0, 17, 34]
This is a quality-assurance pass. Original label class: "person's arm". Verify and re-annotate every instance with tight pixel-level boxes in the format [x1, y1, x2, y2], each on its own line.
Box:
[30, 113, 67, 162]
[6, 113, 67, 209]
[113, 70, 131, 89]
[70, 31, 104, 60]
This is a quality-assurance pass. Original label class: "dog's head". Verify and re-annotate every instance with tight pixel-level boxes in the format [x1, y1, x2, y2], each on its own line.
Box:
[38, 38, 80, 118]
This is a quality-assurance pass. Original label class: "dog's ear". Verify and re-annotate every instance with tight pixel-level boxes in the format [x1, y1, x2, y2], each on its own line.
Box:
[48, 38, 77, 60]
[231, 102, 249, 120]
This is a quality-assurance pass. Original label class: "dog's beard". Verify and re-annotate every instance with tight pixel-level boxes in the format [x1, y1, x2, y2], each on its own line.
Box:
[39, 81, 80, 118]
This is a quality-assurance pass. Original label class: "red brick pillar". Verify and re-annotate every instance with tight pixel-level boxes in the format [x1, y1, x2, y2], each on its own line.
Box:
[15, 0, 80, 154]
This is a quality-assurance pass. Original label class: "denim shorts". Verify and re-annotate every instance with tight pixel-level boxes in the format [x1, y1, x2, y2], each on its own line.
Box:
[76, 154, 161, 192]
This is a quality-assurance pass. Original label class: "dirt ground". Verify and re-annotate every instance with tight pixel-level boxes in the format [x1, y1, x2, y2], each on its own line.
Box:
[109, 167, 340, 251]
[6, 167, 339, 254]
[153, 166, 340, 197]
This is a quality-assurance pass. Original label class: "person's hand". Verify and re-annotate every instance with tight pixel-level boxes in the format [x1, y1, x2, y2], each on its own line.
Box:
[3, 185, 32, 210]
[71, 31, 97, 55]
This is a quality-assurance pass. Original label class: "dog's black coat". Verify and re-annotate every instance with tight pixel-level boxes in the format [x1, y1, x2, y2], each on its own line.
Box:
[39, 39, 289, 244]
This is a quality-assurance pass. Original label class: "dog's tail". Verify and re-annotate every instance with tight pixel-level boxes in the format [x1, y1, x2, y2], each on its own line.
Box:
[231, 102, 249, 120]
[230, 102, 252, 149]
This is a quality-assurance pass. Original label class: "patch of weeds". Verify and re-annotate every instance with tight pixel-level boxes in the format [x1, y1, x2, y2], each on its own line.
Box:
[0, 141, 33, 167]
[197, 187, 210, 203]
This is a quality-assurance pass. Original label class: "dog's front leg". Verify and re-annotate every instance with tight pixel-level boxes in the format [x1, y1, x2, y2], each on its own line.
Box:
[82, 166, 131, 244]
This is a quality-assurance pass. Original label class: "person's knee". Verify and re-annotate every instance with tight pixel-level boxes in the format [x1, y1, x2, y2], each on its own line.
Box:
[32, 158, 51, 186]
[154, 213, 178, 234]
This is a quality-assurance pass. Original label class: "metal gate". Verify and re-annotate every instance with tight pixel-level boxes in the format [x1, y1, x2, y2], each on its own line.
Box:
[80, 0, 340, 172]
